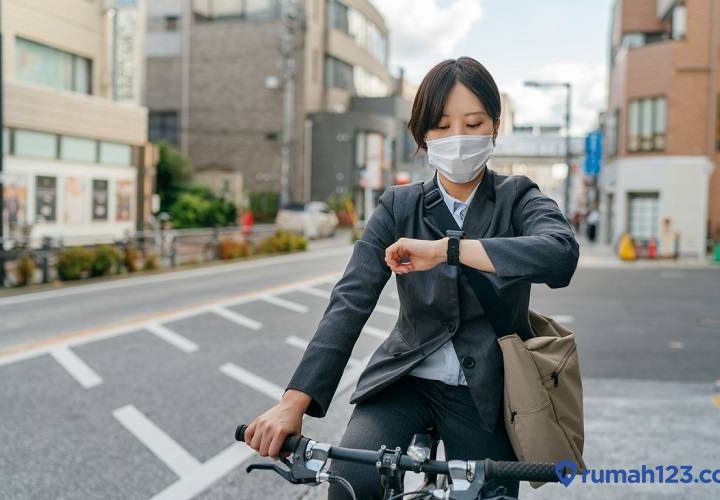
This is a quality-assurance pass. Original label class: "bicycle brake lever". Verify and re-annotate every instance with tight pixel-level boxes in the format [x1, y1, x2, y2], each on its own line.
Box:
[245, 462, 319, 485]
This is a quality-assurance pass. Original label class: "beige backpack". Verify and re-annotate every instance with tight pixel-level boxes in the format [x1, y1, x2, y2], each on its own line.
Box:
[498, 310, 586, 488]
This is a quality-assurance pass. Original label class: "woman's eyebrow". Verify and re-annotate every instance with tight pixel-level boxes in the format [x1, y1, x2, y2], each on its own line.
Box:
[441, 111, 488, 117]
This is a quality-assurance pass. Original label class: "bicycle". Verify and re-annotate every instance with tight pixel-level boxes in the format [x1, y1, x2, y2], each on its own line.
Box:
[235, 424, 562, 499]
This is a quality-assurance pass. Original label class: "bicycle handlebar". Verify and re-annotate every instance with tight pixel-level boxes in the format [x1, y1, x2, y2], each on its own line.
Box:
[235, 424, 559, 484]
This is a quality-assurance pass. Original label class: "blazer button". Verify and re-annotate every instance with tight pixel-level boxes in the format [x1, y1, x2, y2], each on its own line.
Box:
[462, 356, 475, 369]
[446, 320, 457, 332]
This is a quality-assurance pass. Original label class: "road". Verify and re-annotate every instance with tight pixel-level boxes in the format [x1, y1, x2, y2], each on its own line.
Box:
[0, 235, 719, 499]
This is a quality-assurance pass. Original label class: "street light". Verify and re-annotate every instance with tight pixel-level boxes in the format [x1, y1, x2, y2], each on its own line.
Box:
[523, 80, 573, 218]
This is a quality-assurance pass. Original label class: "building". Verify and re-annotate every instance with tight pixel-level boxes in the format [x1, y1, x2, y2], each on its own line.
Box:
[1, 0, 152, 246]
[144, 0, 421, 216]
[601, 0, 718, 257]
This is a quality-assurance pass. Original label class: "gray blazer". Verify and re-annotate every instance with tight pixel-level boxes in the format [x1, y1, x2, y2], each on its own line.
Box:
[286, 168, 579, 434]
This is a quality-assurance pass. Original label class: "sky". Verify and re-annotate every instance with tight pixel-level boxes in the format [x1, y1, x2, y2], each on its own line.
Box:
[374, 0, 616, 136]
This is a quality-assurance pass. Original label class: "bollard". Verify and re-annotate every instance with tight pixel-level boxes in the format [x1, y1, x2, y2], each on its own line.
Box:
[170, 231, 177, 267]
[41, 236, 52, 283]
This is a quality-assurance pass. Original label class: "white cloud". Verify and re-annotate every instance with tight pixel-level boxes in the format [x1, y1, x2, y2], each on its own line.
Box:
[503, 63, 608, 135]
[374, 0, 484, 84]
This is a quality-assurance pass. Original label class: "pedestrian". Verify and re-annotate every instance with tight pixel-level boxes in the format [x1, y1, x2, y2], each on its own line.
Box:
[243, 56, 580, 499]
[586, 208, 599, 243]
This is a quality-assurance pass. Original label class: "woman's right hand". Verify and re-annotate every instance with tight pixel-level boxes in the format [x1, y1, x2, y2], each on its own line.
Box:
[243, 389, 311, 459]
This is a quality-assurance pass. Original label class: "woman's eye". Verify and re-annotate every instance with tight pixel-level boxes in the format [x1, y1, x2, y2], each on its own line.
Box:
[467, 123, 481, 128]
[436, 125, 450, 130]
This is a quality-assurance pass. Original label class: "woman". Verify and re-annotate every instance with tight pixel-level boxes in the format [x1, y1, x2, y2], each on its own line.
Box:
[244, 56, 580, 499]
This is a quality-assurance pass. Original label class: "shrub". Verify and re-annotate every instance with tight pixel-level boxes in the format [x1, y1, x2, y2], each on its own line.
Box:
[15, 254, 36, 286]
[90, 245, 120, 277]
[254, 231, 307, 255]
[123, 245, 140, 273]
[249, 191, 280, 222]
[56, 247, 93, 280]
[143, 253, 160, 271]
[218, 238, 250, 259]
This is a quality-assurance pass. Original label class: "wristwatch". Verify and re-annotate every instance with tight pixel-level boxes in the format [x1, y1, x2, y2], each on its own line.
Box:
[445, 230, 466, 266]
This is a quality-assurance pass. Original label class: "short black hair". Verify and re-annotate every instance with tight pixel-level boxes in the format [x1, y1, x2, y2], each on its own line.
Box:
[408, 56, 501, 157]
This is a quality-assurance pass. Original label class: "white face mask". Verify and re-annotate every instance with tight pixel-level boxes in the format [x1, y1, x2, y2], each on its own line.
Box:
[426, 133, 495, 183]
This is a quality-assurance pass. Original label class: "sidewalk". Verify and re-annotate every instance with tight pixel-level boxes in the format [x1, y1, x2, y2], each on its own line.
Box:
[575, 234, 718, 269]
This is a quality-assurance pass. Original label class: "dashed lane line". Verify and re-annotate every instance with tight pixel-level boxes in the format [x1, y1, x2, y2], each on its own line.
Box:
[259, 294, 309, 313]
[219, 363, 285, 400]
[0, 272, 340, 367]
[211, 307, 263, 331]
[146, 323, 199, 353]
[113, 405, 201, 478]
[50, 346, 103, 389]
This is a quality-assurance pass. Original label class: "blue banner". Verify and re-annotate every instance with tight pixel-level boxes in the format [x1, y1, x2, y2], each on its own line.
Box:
[584, 129, 603, 176]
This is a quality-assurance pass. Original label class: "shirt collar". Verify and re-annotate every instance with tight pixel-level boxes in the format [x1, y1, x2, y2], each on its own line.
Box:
[436, 174, 480, 214]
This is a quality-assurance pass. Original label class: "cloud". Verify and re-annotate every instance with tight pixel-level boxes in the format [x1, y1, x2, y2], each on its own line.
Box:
[374, 0, 484, 84]
[503, 63, 608, 135]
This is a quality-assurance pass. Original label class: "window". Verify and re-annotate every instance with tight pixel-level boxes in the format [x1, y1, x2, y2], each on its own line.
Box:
[35, 176, 57, 223]
[92, 179, 109, 221]
[627, 97, 666, 152]
[61, 136, 97, 162]
[606, 109, 619, 157]
[15, 129, 57, 158]
[192, 0, 280, 20]
[15, 37, 92, 94]
[327, 0, 387, 65]
[627, 192, 659, 240]
[327, 0, 349, 33]
[353, 66, 389, 97]
[99, 141, 132, 166]
[246, 0, 280, 20]
[165, 15, 180, 31]
[2, 128, 10, 155]
[149, 111, 179, 146]
[325, 55, 353, 91]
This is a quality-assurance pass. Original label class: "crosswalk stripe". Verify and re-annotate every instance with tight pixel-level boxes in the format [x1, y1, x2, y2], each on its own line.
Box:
[362, 325, 389, 339]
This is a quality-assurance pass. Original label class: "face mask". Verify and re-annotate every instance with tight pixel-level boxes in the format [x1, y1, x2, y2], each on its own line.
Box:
[426, 133, 495, 183]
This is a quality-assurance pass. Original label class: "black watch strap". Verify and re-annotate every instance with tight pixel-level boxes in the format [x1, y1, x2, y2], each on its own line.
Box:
[446, 230, 465, 266]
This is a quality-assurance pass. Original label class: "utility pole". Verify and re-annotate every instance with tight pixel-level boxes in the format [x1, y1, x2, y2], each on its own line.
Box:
[0, 1, 5, 287]
[564, 82, 572, 218]
[279, 0, 299, 207]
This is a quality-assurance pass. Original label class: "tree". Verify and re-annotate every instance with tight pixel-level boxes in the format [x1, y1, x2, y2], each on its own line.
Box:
[155, 141, 191, 212]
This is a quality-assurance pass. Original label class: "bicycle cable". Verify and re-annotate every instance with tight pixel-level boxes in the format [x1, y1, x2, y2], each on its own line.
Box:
[327, 474, 357, 500]
[387, 490, 434, 500]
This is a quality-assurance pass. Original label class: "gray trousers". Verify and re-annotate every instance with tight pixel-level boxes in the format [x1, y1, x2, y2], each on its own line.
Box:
[327, 375, 520, 499]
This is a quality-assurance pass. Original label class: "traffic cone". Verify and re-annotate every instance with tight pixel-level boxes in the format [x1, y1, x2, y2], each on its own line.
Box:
[618, 233, 636, 261]
[647, 237, 657, 259]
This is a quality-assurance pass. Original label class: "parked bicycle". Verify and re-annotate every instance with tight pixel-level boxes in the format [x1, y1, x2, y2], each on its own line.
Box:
[235, 424, 561, 499]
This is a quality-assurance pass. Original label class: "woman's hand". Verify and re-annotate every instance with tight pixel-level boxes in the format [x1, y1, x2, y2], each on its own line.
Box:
[243, 389, 310, 458]
[385, 237, 447, 274]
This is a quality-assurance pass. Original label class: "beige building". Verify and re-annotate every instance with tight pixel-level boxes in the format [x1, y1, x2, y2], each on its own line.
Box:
[1, 0, 151, 245]
[601, 0, 719, 257]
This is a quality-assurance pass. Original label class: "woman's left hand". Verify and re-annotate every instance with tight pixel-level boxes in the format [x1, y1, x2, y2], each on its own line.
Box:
[385, 237, 447, 274]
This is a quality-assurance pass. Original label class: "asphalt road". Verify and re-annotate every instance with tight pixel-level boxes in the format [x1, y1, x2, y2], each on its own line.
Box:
[0, 236, 718, 499]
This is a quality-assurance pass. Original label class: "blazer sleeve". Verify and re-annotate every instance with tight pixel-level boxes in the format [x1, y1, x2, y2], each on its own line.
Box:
[284, 186, 396, 417]
[477, 176, 579, 289]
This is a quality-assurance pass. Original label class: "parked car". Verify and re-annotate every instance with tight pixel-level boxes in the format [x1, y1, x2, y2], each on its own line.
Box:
[275, 201, 339, 239]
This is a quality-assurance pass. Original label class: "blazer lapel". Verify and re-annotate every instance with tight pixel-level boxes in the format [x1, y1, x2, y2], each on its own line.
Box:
[461, 168, 496, 239]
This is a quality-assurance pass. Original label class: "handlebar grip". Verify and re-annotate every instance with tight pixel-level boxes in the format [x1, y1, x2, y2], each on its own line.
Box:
[235, 424, 304, 455]
[486, 460, 559, 482]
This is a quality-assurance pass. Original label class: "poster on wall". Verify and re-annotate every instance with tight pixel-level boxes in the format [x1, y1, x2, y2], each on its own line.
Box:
[64, 177, 89, 224]
[2, 175, 28, 229]
[116, 180, 133, 222]
[364, 133, 384, 190]
[92, 179, 109, 221]
[35, 176, 57, 223]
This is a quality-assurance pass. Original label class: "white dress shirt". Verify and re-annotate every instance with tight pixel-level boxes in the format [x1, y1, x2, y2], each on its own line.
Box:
[407, 176, 480, 385]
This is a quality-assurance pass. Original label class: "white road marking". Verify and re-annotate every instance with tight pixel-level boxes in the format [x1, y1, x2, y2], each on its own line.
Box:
[285, 336, 361, 367]
[0, 273, 340, 368]
[362, 325, 390, 339]
[668, 341, 684, 349]
[113, 405, 200, 477]
[374, 304, 399, 316]
[151, 444, 255, 500]
[219, 363, 284, 400]
[551, 314, 575, 324]
[210, 307, 263, 330]
[0, 246, 350, 307]
[297, 286, 332, 299]
[50, 346, 102, 388]
[259, 294, 308, 313]
[146, 323, 198, 353]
